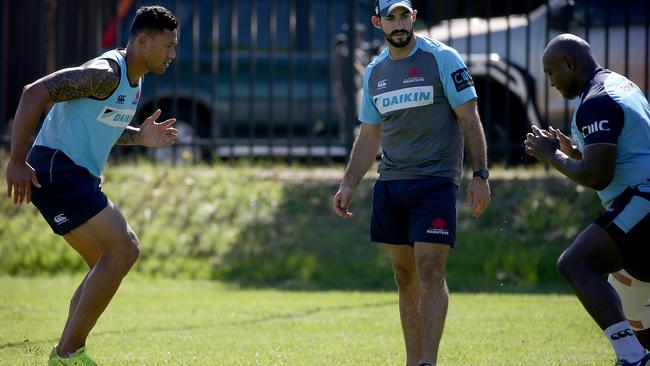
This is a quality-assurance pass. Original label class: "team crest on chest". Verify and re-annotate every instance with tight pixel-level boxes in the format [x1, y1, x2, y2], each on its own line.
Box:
[403, 67, 425, 84]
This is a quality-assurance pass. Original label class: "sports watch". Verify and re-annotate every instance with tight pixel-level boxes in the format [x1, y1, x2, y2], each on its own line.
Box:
[472, 168, 489, 180]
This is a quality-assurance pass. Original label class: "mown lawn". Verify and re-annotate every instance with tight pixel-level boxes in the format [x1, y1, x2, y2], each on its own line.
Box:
[0, 276, 612, 366]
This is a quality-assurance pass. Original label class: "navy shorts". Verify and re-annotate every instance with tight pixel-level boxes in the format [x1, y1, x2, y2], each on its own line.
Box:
[28, 146, 108, 236]
[595, 187, 650, 277]
[371, 177, 458, 246]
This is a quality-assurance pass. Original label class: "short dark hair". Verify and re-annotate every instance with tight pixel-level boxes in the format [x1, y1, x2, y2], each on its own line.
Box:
[129, 6, 178, 38]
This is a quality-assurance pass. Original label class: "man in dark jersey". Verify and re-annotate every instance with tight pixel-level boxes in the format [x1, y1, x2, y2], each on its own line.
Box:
[5, 6, 179, 365]
[332, 1, 490, 365]
[525, 33, 650, 366]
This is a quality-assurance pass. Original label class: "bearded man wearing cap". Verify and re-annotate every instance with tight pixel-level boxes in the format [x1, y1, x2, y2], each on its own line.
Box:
[332, 1, 491, 365]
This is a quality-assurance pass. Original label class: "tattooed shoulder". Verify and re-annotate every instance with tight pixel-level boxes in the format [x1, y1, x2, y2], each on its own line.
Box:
[43, 59, 120, 102]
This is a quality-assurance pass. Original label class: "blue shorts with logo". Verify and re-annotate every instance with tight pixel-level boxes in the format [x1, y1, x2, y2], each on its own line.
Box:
[28, 145, 108, 236]
[371, 177, 458, 246]
[595, 187, 650, 277]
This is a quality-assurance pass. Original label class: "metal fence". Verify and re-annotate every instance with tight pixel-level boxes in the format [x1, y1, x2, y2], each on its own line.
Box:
[1, 0, 649, 164]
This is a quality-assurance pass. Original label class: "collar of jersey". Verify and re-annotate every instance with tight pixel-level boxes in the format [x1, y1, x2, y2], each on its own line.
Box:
[579, 67, 605, 101]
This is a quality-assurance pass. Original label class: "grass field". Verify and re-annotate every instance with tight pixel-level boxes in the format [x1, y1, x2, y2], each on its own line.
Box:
[0, 276, 613, 366]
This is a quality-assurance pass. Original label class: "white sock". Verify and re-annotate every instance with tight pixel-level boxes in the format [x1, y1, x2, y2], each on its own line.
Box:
[604, 320, 646, 362]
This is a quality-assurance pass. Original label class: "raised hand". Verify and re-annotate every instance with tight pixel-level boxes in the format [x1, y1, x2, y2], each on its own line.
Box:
[138, 109, 179, 148]
[548, 126, 575, 156]
[525, 125, 560, 162]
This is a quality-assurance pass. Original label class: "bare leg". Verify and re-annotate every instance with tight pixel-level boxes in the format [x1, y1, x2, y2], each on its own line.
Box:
[414, 243, 450, 366]
[557, 224, 626, 329]
[385, 244, 422, 366]
[60, 233, 103, 339]
[56, 202, 140, 355]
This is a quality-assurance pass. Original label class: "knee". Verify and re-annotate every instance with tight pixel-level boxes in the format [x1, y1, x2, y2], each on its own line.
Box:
[416, 256, 446, 289]
[123, 238, 140, 268]
[393, 265, 418, 291]
[556, 250, 580, 281]
[109, 234, 140, 271]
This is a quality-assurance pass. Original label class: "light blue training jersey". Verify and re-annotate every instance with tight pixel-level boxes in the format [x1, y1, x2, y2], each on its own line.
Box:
[34, 49, 141, 177]
[359, 35, 477, 184]
[570, 69, 650, 208]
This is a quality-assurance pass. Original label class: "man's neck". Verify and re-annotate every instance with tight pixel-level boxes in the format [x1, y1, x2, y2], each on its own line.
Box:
[388, 33, 417, 60]
[125, 44, 148, 84]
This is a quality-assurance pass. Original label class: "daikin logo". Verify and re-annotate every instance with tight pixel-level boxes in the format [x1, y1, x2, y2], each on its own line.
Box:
[96, 106, 135, 128]
[374, 86, 433, 114]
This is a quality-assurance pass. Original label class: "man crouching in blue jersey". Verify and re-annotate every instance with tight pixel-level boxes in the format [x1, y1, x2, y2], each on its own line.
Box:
[526, 34, 650, 365]
[5, 6, 179, 365]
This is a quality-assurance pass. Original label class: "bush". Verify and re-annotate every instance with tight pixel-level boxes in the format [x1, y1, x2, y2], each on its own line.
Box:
[0, 161, 601, 291]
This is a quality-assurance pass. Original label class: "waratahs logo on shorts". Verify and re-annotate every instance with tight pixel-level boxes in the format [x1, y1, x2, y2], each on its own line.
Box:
[427, 217, 449, 235]
[96, 106, 135, 128]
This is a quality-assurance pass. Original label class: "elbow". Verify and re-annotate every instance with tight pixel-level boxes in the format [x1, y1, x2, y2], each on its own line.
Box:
[586, 174, 613, 191]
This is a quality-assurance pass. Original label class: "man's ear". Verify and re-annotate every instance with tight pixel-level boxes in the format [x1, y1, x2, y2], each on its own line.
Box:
[136, 32, 150, 48]
[562, 56, 575, 71]
[371, 15, 382, 30]
[411, 9, 417, 22]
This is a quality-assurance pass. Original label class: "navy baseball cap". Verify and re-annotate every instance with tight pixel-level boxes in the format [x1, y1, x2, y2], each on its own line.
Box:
[374, 0, 413, 17]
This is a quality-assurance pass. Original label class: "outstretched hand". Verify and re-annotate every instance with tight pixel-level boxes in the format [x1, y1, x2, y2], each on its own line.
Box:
[548, 126, 574, 156]
[139, 109, 179, 148]
[524, 125, 560, 162]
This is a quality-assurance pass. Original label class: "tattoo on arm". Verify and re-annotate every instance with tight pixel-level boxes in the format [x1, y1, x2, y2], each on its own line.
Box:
[116, 126, 140, 145]
[42, 60, 119, 102]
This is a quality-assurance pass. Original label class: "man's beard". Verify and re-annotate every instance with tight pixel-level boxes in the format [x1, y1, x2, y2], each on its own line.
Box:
[384, 29, 413, 48]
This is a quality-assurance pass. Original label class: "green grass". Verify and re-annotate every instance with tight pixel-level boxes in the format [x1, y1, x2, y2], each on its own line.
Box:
[0, 276, 614, 366]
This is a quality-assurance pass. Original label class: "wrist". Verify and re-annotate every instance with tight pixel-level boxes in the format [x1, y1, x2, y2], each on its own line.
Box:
[472, 168, 489, 180]
[339, 183, 354, 191]
[9, 152, 27, 162]
[134, 129, 143, 145]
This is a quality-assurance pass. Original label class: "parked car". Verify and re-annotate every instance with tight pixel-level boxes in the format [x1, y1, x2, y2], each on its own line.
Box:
[424, 0, 649, 162]
[109, 0, 382, 160]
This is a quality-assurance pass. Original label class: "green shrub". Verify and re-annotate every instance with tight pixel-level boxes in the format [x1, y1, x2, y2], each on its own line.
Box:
[0, 161, 601, 291]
